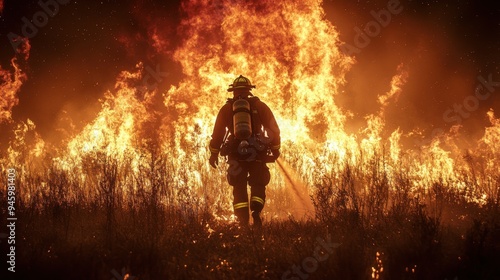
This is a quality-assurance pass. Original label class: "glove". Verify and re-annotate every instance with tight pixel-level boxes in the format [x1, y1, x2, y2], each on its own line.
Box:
[209, 153, 218, 168]
[272, 149, 280, 159]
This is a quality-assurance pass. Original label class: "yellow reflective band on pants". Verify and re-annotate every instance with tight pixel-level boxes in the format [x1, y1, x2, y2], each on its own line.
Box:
[233, 202, 249, 210]
[251, 196, 265, 205]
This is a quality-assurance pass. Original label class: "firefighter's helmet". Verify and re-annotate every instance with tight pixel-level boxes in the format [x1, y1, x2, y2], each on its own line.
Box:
[227, 75, 256, 92]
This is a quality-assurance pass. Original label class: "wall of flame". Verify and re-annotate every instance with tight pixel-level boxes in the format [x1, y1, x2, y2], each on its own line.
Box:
[1, 0, 499, 216]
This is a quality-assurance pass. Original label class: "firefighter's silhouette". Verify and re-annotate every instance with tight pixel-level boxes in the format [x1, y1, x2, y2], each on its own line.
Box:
[209, 75, 281, 227]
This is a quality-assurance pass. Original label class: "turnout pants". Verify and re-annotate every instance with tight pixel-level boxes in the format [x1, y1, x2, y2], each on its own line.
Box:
[227, 160, 270, 224]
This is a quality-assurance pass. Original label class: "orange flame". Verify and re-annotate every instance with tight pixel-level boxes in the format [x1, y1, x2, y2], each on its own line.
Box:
[6, 0, 498, 217]
[49, 0, 496, 213]
[0, 39, 30, 123]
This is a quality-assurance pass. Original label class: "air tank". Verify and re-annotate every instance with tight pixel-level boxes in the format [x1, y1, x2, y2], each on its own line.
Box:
[233, 99, 252, 139]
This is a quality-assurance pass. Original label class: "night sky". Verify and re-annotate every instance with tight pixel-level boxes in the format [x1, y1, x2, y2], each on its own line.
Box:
[0, 0, 499, 147]
[325, 0, 499, 143]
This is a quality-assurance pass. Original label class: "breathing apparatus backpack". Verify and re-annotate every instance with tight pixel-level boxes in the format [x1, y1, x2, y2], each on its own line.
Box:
[232, 97, 253, 140]
[219, 96, 273, 161]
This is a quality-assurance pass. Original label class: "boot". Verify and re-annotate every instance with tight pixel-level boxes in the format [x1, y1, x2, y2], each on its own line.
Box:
[250, 196, 265, 228]
[234, 207, 249, 227]
[252, 211, 262, 228]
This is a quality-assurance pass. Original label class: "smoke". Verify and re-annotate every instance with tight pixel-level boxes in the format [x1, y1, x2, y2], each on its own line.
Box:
[324, 0, 499, 147]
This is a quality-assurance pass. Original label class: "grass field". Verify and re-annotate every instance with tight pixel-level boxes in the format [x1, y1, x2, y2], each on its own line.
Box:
[2, 146, 499, 280]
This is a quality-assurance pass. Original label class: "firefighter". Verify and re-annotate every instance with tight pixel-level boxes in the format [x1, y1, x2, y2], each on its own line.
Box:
[209, 75, 281, 227]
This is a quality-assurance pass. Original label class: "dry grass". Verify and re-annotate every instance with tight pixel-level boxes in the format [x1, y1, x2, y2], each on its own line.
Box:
[2, 147, 500, 279]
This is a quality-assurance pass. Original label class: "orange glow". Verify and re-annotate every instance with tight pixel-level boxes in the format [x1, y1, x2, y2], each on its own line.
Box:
[0, 39, 30, 123]
[2, 0, 498, 219]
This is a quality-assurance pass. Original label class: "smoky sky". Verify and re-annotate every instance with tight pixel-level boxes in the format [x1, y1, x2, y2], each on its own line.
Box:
[324, 0, 499, 145]
[0, 0, 499, 148]
[0, 0, 183, 143]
